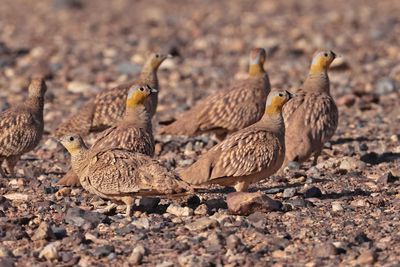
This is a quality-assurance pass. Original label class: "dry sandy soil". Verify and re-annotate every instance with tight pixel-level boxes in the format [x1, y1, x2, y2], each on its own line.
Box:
[0, 0, 400, 266]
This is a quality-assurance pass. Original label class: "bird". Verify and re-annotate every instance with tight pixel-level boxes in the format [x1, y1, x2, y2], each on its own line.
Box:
[59, 135, 191, 216]
[180, 89, 292, 192]
[158, 48, 271, 140]
[57, 83, 157, 186]
[54, 52, 170, 137]
[0, 76, 47, 177]
[282, 50, 338, 168]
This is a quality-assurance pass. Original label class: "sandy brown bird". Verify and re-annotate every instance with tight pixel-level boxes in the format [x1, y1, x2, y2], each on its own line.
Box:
[180, 90, 292, 192]
[60, 135, 191, 216]
[159, 48, 271, 139]
[0, 77, 47, 177]
[57, 83, 157, 186]
[282, 51, 338, 168]
[55, 53, 170, 137]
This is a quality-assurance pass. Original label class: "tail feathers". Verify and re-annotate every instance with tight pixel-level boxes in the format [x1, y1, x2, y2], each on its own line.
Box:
[57, 169, 81, 186]
[158, 116, 200, 136]
[54, 101, 96, 138]
[179, 156, 215, 186]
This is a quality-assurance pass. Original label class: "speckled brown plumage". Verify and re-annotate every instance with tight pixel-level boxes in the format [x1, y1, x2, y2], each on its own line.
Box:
[60, 135, 191, 216]
[180, 90, 292, 192]
[282, 51, 338, 167]
[54, 53, 169, 137]
[0, 77, 47, 177]
[57, 83, 156, 187]
[159, 48, 270, 139]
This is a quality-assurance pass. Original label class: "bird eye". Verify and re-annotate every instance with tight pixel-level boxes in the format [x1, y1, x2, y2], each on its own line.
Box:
[278, 93, 283, 97]
[324, 53, 328, 57]
[155, 54, 160, 58]
[139, 87, 144, 91]
[69, 136, 74, 142]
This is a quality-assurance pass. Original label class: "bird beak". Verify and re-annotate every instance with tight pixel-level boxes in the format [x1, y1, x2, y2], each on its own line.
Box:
[167, 54, 173, 58]
[286, 91, 295, 99]
[151, 88, 158, 93]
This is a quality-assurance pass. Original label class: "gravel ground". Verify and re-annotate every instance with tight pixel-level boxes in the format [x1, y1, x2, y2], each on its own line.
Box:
[0, 0, 400, 266]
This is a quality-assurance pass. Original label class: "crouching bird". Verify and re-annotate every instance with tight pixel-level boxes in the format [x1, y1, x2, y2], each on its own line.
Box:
[59, 135, 191, 216]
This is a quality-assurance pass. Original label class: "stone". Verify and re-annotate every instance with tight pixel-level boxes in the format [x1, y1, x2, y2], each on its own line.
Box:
[337, 94, 356, 107]
[3, 193, 29, 202]
[304, 187, 322, 198]
[283, 188, 297, 198]
[313, 242, 338, 258]
[331, 202, 344, 212]
[375, 77, 396, 95]
[227, 191, 282, 215]
[354, 232, 371, 244]
[129, 245, 147, 265]
[185, 218, 218, 231]
[65, 208, 108, 228]
[166, 204, 193, 217]
[93, 245, 115, 258]
[287, 161, 301, 171]
[156, 261, 175, 267]
[0, 258, 15, 267]
[226, 234, 243, 251]
[286, 198, 314, 208]
[0, 245, 14, 257]
[205, 198, 228, 211]
[356, 249, 376, 265]
[31, 222, 55, 241]
[138, 197, 160, 212]
[131, 217, 150, 229]
[339, 157, 366, 171]
[39, 242, 58, 261]
[51, 226, 67, 239]
[0, 196, 12, 212]
[194, 204, 208, 215]
[377, 171, 397, 185]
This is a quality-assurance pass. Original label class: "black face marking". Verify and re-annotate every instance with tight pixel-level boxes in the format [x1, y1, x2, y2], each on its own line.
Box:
[146, 85, 151, 90]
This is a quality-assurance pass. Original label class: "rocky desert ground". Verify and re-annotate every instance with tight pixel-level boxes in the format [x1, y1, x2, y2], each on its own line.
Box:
[0, 0, 400, 266]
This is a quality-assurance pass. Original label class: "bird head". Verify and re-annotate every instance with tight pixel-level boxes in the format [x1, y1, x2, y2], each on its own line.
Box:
[59, 135, 86, 155]
[309, 51, 337, 75]
[248, 48, 266, 76]
[265, 90, 293, 115]
[28, 76, 47, 98]
[144, 53, 171, 71]
[126, 84, 157, 108]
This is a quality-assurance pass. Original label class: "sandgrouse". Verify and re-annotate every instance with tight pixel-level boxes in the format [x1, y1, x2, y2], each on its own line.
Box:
[57, 83, 157, 186]
[55, 53, 169, 137]
[282, 51, 338, 168]
[180, 90, 292, 192]
[0, 77, 47, 177]
[159, 48, 270, 140]
[60, 135, 191, 216]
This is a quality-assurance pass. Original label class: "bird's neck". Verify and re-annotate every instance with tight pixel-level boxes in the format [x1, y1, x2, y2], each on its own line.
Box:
[140, 67, 159, 88]
[259, 112, 285, 135]
[26, 95, 45, 120]
[248, 64, 265, 76]
[70, 147, 89, 175]
[303, 71, 330, 93]
[123, 104, 151, 129]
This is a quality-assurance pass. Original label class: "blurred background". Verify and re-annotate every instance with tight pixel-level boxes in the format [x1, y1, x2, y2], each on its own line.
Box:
[0, 0, 399, 132]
